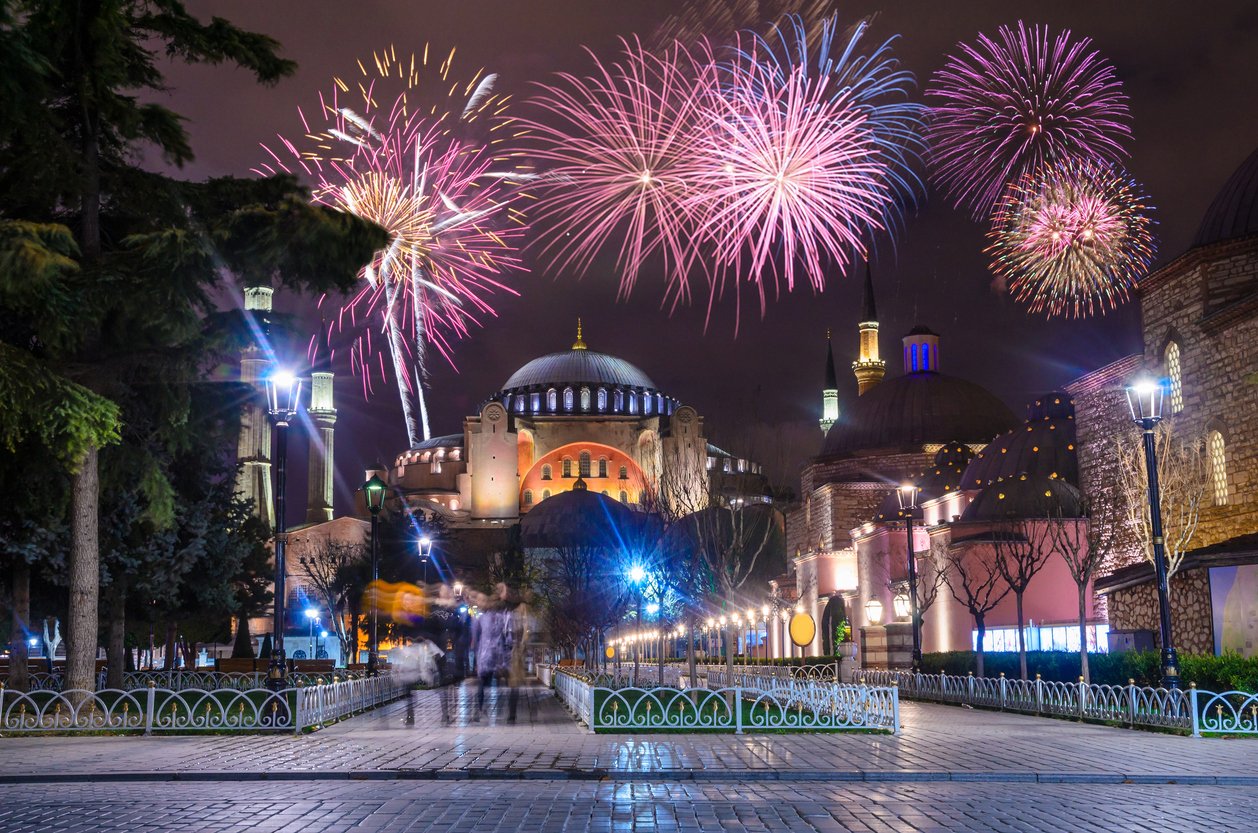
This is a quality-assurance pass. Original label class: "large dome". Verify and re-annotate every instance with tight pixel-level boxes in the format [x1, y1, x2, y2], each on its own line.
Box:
[1194, 145, 1258, 248]
[502, 349, 657, 391]
[822, 372, 1017, 457]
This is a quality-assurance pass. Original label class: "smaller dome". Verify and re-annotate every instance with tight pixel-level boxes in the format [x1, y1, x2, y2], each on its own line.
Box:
[1194, 145, 1258, 248]
[905, 324, 939, 337]
[962, 393, 1078, 488]
[519, 489, 645, 549]
[960, 474, 1085, 522]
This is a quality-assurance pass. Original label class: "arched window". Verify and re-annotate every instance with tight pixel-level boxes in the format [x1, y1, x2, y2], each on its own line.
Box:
[644, 394, 653, 414]
[580, 387, 591, 410]
[1166, 342, 1184, 414]
[547, 388, 557, 411]
[530, 392, 541, 412]
[562, 457, 573, 478]
[619, 490, 628, 503]
[602, 490, 609, 496]
[628, 393, 638, 414]
[921, 344, 930, 371]
[579, 451, 591, 477]
[597, 457, 608, 478]
[523, 489, 533, 506]
[597, 388, 607, 411]
[515, 396, 525, 413]
[542, 489, 551, 501]
[910, 344, 919, 372]
[614, 390, 624, 412]
[563, 387, 574, 411]
[541, 464, 552, 481]
[1209, 430, 1229, 506]
[619, 465, 628, 480]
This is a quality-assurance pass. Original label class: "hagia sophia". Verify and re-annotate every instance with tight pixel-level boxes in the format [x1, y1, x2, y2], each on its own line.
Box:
[238, 144, 1258, 665]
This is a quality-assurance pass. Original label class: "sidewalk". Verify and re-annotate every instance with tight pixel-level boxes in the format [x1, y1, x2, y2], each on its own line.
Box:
[1, 681, 1253, 785]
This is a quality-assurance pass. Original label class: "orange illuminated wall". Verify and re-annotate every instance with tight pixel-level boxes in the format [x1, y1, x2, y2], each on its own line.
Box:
[519, 442, 647, 511]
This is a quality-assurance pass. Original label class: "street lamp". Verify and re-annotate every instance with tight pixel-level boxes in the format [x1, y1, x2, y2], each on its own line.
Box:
[897, 483, 923, 672]
[304, 607, 319, 663]
[264, 368, 302, 691]
[418, 535, 433, 583]
[865, 598, 884, 625]
[1125, 377, 1181, 689]
[363, 473, 387, 676]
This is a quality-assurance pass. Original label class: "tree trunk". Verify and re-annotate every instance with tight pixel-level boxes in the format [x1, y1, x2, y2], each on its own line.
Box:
[9, 559, 31, 693]
[1078, 585, 1091, 684]
[106, 578, 126, 689]
[975, 613, 986, 678]
[1015, 591, 1027, 680]
[162, 620, 177, 671]
[232, 616, 256, 659]
[686, 609, 697, 687]
[66, 447, 100, 693]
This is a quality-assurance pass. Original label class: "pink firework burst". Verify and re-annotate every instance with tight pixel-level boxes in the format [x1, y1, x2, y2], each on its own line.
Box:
[986, 161, 1155, 319]
[522, 38, 711, 303]
[686, 37, 892, 323]
[257, 47, 528, 447]
[926, 22, 1131, 219]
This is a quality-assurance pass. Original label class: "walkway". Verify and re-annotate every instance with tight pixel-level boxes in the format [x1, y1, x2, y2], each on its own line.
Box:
[0, 681, 1253, 784]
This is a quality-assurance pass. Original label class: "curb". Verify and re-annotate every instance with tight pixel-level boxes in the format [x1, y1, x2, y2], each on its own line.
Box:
[1, 770, 1254, 787]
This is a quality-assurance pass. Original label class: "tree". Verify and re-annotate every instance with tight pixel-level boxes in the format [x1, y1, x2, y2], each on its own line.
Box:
[1047, 495, 1113, 683]
[1114, 422, 1208, 581]
[1, 2, 386, 691]
[943, 538, 1010, 677]
[992, 519, 1058, 681]
[298, 539, 369, 664]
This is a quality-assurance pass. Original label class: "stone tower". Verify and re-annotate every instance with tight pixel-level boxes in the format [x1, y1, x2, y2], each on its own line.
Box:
[851, 263, 886, 395]
[819, 331, 839, 434]
[305, 371, 337, 523]
[235, 285, 275, 529]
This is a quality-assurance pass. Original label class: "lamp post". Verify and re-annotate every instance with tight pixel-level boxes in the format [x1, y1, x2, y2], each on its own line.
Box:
[264, 368, 302, 691]
[304, 608, 319, 662]
[897, 483, 923, 672]
[418, 535, 433, 583]
[628, 563, 646, 683]
[1125, 378, 1181, 689]
[363, 474, 387, 675]
[760, 605, 770, 661]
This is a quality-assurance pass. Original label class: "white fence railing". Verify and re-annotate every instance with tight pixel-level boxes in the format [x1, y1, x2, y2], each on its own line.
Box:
[0, 674, 404, 735]
[860, 669, 1258, 738]
[550, 669, 897, 733]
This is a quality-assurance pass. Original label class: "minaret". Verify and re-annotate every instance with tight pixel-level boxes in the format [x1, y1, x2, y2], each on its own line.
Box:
[305, 372, 337, 523]
[851, 262, 886, 395]
[819, 330, 839, 434]
[235, 285, 275, 529]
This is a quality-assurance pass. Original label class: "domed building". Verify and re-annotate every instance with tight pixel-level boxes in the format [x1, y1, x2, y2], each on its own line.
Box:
[786, 268, 1020, 654]
[385, 321, 765, 528]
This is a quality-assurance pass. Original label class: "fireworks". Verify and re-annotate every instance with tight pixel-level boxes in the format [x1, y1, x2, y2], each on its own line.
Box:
[926, 22, 1131, 219]
[521, 38, 710, 302]
[526, 14, 918, 326]
[257, 46, 527, 446]
[687, 35, 895, 320]
[986, 162, 1155, 319]
[651, 0, 833, 51]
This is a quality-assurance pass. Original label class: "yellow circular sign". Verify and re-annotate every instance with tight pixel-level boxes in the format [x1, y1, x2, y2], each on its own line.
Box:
[604, 646, 615, 659]
[789, 613, 816, 648]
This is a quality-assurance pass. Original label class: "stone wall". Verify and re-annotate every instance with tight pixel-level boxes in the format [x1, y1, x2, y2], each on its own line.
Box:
[1106, 568, 1215, 655]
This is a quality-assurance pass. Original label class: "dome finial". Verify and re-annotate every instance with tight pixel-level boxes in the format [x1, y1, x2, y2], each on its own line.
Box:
[572, 317, 587, 351]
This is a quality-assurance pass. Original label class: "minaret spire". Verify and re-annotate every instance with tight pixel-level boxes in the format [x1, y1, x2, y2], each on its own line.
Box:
[852, 260, 886, 395]
[819, 330, 839, 434]
[572, 317, 587, 350]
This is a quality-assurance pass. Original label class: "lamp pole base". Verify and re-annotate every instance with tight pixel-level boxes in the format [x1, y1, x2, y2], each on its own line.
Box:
[266, 650, 288, 692]
[1161, 646, 1181, 690]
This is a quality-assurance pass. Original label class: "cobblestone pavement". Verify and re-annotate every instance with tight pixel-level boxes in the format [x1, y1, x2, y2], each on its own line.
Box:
[0, 779, 1253, 832]
[1, 682, 1253, 784]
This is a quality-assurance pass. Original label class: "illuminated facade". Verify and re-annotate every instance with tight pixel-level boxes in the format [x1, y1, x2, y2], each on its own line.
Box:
[387, 322, 762, 527]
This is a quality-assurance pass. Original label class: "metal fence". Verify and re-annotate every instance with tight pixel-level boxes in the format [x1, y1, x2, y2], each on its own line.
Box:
[19, 669, 370, 692]
[860, 669, 1258, 737]
[550, 669, 897, 733]
[0, 674, 403, 735]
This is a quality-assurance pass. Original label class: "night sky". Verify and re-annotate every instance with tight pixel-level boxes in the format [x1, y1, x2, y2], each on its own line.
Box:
[160, 1, 1258, 517]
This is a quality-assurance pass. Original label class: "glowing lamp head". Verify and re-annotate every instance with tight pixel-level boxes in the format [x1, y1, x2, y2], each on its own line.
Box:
[761, 604, 769, 617]
[28, 637, 38, 647]
[363, 474, 388, 515]
[1125, 377, 1164, 425]
[264, 368, 302, 420]
[627, 564, 647, 586]
[897, 483, 920, 512]
[645, 602, 660, 616]
[706, 618, 715, 629]
[892, 592, 911, 620]
[865, 598, 884, 625]
[320, 630, 328, 638]
[304, 608, 318, 620]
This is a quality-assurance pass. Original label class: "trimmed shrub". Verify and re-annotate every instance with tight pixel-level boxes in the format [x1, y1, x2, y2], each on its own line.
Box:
[918, 650, 1258, 691]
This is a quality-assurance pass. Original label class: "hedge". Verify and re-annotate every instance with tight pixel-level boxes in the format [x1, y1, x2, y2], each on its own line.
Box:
[917, 651, 1258, 692]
